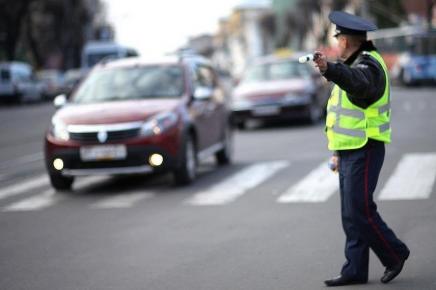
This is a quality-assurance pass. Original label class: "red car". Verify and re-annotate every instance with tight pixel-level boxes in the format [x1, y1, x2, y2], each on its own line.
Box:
[231, 55, 330, 128]
[45, 55, 233, 190]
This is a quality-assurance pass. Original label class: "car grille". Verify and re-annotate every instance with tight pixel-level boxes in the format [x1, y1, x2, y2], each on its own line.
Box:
[69, 128, 140, 143]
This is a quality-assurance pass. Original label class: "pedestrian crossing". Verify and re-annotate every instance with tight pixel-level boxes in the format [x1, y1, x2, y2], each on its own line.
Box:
[3, 189, 60, 212]
[0, 152, 435, 212]
[187, 161, 289, 206]
[277, 160, 338, 203]
[379, 153, 436, 200]
[91, 192, 154, 209]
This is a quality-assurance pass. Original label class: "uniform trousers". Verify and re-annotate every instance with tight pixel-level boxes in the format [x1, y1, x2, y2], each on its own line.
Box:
[338, 139, 409, 281]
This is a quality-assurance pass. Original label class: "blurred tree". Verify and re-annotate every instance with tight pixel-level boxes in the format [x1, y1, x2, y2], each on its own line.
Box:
[0, 0, 107, 69]
[284, 0, 347, 49]
[279, 0, 409, 50]
[367, 0, 407, 28]
[0, 0, 32, 60]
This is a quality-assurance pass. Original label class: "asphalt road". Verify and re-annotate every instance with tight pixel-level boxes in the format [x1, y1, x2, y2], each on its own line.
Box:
[1, 87, 436, 290]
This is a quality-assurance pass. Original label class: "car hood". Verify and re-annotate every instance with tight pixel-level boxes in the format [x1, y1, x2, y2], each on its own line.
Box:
[234, 79, 310, 100]
[55, 99, 180, 125]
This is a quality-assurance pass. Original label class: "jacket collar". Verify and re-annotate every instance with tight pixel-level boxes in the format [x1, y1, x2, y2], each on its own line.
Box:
[345, 41, 377, 65]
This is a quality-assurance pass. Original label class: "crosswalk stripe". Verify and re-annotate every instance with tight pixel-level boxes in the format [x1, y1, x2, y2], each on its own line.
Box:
[277, 160, 339, 203]
[378, 153, 436, 200]
[73, 175, 111, 190]
[3, 189, 62, 212]
[1, 176, 125, 212]
[187, 160, 289, 206]
[2, 151, 435, 212]
[0, 174, 49, 201]
[91, 192, 154, 209]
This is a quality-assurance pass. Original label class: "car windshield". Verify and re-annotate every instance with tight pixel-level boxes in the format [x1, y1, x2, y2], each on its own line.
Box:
[72, 65, 184, 104]
[243, 60, 309, 82]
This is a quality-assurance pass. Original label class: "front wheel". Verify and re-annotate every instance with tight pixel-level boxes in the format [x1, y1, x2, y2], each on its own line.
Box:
[173, 135, 197, 185]
[215, 126, 233, 165]
[306, 102, 322, 124]
[400, 68, 415, 86]
[49, 172, 74, 191]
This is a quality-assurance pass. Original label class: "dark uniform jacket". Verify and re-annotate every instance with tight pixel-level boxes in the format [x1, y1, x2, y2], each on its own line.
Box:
[322, 41, 385, 109]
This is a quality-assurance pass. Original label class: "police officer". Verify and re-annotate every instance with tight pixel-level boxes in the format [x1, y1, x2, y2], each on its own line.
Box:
[313, 11, 410, 286]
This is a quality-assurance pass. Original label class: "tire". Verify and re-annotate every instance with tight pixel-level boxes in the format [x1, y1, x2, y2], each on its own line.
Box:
[400, 68, 414, 86]
[306, 101, 322, 124]
[236, 120, 246, 130]
[173, 135, 197, 185]
[49, 172, 74, 191]
[215, 126, 233, 165]
[14, 92, 23, 104]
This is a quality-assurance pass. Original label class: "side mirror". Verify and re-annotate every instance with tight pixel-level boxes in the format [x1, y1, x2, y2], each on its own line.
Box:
[193, 87, 213, 100]
[53, 94, 67, 108]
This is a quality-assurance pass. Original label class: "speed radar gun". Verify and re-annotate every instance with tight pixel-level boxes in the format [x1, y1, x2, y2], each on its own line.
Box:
[298, 54, 314, 63]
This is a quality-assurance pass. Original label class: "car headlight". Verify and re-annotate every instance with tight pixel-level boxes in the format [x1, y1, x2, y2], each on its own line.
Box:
[231, 98, 252, 111]
[140, 112, 178, 137]
[50, 117, 70, 141]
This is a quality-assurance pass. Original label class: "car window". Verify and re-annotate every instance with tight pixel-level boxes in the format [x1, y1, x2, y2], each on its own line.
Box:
[17, 69, 31, 82]
[0, 69, 10, 81]
[72, 65, 184, 104]
[297, 64, 313, 78]
[243, 65, 265, 82]
[243, 60, 304, 82]
[269, 61, 301, 80]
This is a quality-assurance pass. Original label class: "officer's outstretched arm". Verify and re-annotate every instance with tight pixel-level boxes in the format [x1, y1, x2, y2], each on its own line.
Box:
[323, 60, 381, 100]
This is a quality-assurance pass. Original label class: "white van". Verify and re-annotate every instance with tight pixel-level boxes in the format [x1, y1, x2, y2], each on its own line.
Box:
[81, 41, 139, 69]
[0, 62, 43, 103]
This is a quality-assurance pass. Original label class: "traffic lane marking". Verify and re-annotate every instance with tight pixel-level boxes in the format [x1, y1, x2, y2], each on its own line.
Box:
[277, 160, 339, 203]
[91, 192, 154, 209]
[187, 160, 290, 206]
[379, 153, 436, 200]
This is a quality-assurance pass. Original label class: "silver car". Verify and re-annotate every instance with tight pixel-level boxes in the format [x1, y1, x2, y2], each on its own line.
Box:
[0, 62, 43, 104]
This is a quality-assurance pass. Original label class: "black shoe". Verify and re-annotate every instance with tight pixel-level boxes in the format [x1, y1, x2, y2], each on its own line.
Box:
[324, 275, 367, 287]
[380, 254, 409, 284]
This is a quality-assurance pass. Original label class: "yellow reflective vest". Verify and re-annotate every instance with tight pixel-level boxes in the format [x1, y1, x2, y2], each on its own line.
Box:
[325, 50, 391, 151]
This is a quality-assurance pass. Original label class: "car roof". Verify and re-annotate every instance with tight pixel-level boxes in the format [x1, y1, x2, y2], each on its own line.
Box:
[95, 54, 213, 70]
[0, 61, 32, 70]
[250, 52, 311, 65]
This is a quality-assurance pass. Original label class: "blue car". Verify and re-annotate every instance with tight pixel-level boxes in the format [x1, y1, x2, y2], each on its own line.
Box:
[397, 53, 436, 85]
[395, 34, 436, 86]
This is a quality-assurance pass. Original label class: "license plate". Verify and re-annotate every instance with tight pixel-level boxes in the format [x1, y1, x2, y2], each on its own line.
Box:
[253, 105, 280, 116]
[80, 145, 127, 161]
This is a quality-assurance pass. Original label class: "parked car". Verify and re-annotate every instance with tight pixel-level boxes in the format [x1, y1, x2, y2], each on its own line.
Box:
[0, 62, 43, 103]
[45, 55, 233, 190]
[231, 54, 330, 128]
[391, 34, 436, 86]
[81, 41, 139, 69]
[37, 69, 65, 100]
[393, 53, 436, 86]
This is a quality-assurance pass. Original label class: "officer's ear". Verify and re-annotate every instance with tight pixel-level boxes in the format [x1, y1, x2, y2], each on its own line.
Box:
[337, 35, 347, 49]
[347, 34, 366, 48]
[342, 36, 350, 49]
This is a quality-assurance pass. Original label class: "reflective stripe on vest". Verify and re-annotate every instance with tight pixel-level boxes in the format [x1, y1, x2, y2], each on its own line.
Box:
[325, 50, 391, 150]
[328, 88, 390, 138]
